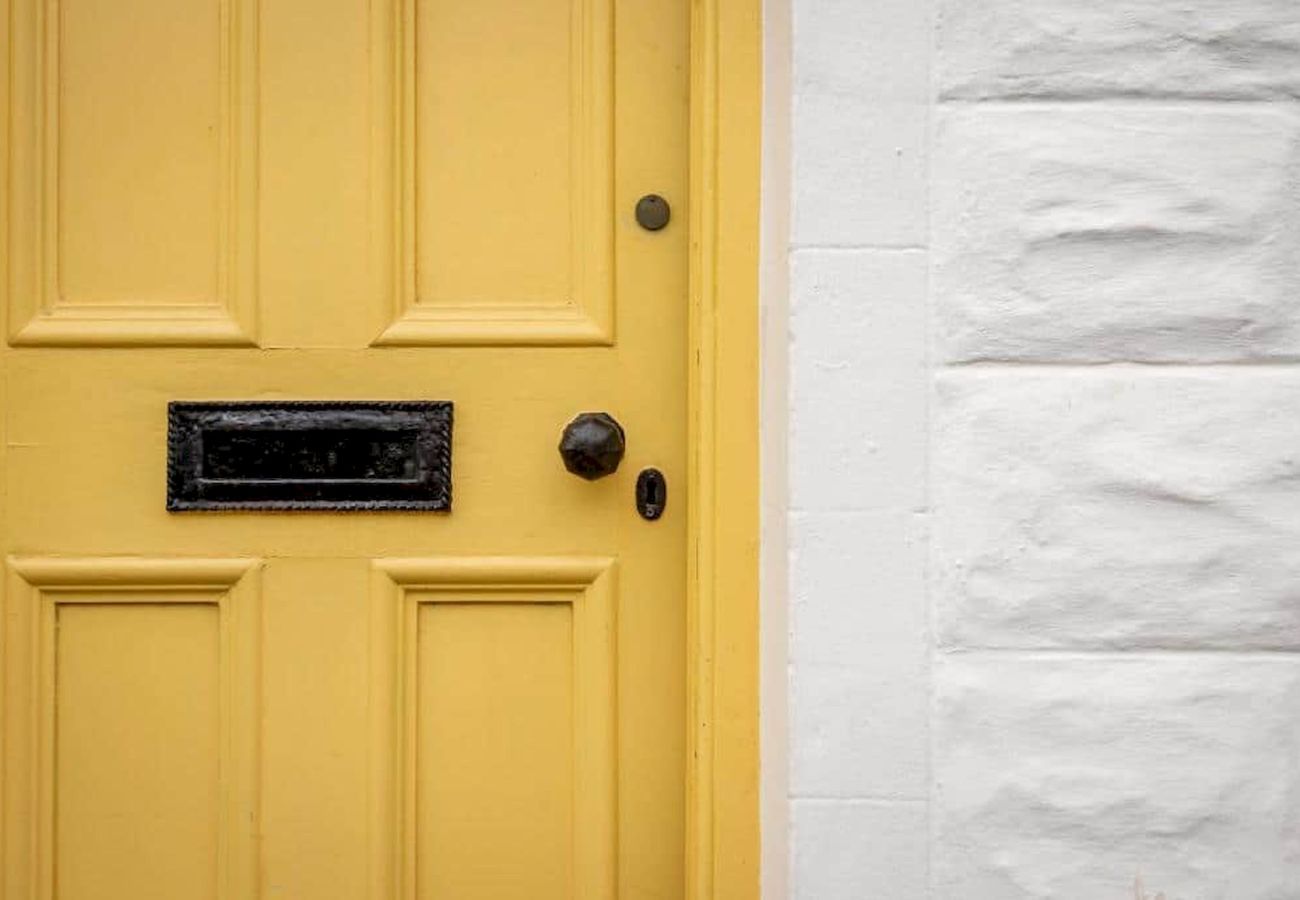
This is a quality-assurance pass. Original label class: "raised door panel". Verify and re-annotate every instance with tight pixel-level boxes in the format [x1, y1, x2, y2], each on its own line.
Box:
[371, 558, 616, 900]
[375, 0, 614, 345]
[1, 559, 260, 900]
[6, 0, 257, 345]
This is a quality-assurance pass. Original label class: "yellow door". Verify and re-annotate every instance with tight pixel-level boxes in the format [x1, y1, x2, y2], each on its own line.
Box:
[2, 1, 689, 898]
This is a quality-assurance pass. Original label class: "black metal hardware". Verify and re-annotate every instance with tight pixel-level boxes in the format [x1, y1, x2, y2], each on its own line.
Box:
[559, 412, 625, 480]
[167, 401, 452, 511]
[635, 194, 671, 231]
[636, 468, 667, 520]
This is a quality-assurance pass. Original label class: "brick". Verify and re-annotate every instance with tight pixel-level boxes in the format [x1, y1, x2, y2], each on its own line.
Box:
[789, 510, 926, 665]
[935, 372, 1300, 650]
[934, 105, 1300, 362]
[938, 0, 1300, 100]
[790, 250, 927, 510]
[794, 0, 930, 100]
[792, 800, 929, 900]
[790, 657, 928, 800]
[792, 93, 929, 248]
[934, 654, 1300, 897]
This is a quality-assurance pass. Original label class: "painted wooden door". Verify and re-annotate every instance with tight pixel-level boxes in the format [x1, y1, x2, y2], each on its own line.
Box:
[1, 1, 688, 898]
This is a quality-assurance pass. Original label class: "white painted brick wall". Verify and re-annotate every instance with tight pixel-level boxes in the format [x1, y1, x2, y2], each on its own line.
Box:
[788, 0, 932, 896]
[783, 0, 1300, 896]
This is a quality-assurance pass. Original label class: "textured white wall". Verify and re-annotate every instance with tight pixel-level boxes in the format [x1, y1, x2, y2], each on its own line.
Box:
[787, 0, 933, 895]
[784, 1, 1300, 897]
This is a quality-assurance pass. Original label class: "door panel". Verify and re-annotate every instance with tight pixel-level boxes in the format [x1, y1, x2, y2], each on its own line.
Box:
[8, 0, 257, 345]
[4, 559, 260, 900]
[2, 0, 688, 898]
[371, 558, 615, 900]
[402, 0, 613, 343]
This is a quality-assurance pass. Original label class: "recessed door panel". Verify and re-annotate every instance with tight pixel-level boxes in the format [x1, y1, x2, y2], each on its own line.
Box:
[372, 558, 616, 900]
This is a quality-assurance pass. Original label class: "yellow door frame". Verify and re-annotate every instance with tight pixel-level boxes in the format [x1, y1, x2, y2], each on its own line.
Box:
[687, 2, 762, 898]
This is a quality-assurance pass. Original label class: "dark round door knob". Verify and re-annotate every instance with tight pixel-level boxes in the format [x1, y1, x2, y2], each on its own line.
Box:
[559, 412, 626, 480]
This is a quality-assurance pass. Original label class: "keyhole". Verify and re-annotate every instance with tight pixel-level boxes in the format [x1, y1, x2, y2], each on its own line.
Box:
[636, 468, 667, 521]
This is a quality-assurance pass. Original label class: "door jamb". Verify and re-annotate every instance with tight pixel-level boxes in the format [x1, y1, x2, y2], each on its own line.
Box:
[687, 2, 762, 898]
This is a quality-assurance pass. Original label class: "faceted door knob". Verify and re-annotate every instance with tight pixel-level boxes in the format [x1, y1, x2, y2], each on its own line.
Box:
[559, 412, 626, 480]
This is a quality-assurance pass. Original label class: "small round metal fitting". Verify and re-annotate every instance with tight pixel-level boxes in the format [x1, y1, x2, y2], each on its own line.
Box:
[559, 412, 626, 481]
[635, 194, 671, 231]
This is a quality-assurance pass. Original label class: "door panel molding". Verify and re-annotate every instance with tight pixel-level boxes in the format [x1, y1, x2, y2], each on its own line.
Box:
[369, 557, 617, 899]
[5, 0, 259, 347]
[1, 557, 262, 899]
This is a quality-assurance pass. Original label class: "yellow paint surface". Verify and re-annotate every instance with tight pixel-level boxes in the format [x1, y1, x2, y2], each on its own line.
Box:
[57, 603, 221, 900]
[416, 602, 574, 899]
[1, 0, 696, 897]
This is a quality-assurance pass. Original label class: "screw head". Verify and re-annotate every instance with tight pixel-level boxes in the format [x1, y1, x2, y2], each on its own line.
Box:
[635, 194, 671, 231]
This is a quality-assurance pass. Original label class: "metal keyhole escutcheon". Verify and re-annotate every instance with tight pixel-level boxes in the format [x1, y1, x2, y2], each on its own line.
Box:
[636, 468, 667, 520]
[559, 412, 626, 480]
[635, 194, 671, 231]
